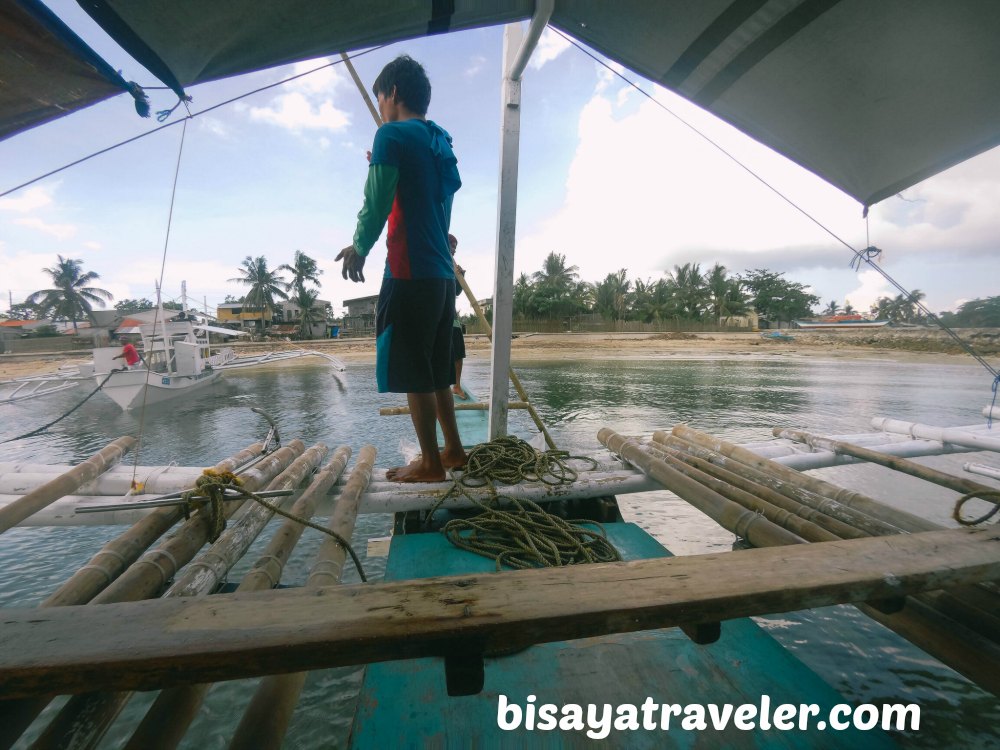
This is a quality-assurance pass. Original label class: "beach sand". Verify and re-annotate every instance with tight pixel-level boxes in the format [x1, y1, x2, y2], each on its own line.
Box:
[1, 331, 987, 381]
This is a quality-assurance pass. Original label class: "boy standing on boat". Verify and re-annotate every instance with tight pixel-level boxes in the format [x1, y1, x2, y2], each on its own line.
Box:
[449, 233, 468, 400]
[336, 55, 467, 482]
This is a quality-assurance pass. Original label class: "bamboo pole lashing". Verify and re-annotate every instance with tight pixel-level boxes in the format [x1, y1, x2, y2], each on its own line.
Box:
[0, 436, 135, 534]
[0, 442, 269, 750]
[90, 440, 306, 605]
[775, 428, 1000, 499]
[660, 426, 940, 534]
[123, 445, 354, 750]
[28, 442, 312, 750]
[230, 445, 378, 750]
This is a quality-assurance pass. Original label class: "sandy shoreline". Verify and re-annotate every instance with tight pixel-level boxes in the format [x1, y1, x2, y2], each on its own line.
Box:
[1, 331, 986, 381]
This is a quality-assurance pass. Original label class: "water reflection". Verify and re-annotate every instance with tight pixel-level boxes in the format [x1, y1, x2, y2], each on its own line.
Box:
[1, 356, 998, 747]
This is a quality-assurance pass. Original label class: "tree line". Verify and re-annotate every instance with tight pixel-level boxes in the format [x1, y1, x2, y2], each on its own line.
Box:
[512, 252, 820, 325]
[5, 251, 999, 332]
[2, 252, 329, 338]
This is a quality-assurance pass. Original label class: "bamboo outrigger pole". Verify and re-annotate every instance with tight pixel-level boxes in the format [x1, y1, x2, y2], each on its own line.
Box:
[598, 429, 805, 548]
[339, 52, 557, 450]
[0, 435, 135, 533]
[663, 425, 940, 534]
[775, 427, 1000, 499]
[0, 441, 270, 750]
[31, 442, 323, 750]
[230, 444, 378, 750]
[655, 433, 904, 538]
[122, 446, 355, 750]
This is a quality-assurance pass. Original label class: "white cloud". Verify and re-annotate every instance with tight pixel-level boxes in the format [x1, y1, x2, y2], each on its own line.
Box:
[247, 59, 351, 133]
[0, 185, 54, 212]
[198, 117, 230, 138]
[13, 217, 77, 240]
[84, 241, 102, 250]
[844, 269, 892, 313]
[516, 80, 1000, 309]
[249, 92, 350, 132]
[529, 28, 571, 70]
[465, 55, 487, 78]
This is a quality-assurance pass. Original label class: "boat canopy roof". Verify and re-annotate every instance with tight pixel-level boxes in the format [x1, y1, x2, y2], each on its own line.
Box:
[6, 0, 1000, 207]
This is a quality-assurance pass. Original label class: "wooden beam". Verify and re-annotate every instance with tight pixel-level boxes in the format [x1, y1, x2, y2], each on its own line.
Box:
[0, 527, 996, 700]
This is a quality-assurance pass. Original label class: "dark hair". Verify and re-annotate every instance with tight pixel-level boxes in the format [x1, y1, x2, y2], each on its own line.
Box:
[372, 55, 431, 115]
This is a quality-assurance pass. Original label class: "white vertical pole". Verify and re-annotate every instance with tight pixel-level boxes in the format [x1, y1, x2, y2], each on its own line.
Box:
[488, 23, 525, 440]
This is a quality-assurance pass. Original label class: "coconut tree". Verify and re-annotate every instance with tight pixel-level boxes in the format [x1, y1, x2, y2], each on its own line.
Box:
[27, 256, 113, 332]
[294, 287, 326, 339]
[278, 250, 322, 296]
[666, 262, 707, 319]
[595, 269, 630, 322]
[531, 252, 580, 319]
[513, 273, 534, 318]
[228, 255, 287, 330]
[823, 300, 841, 316]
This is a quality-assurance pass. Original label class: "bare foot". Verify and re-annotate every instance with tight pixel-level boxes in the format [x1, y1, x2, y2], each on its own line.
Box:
[386, 459, 446, 483]
[451, 385, 467, 399]
[441, 447, 468, 470]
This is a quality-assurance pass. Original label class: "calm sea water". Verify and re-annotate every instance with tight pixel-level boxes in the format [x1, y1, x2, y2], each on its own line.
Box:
[1, 355, 998, 748]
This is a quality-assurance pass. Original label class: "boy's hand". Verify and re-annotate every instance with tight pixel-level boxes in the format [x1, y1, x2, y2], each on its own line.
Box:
[336, 245, 366, 283]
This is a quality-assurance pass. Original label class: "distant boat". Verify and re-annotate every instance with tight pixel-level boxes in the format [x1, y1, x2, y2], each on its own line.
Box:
[793, 318, 890, 330]
[92, 315, 237, 411]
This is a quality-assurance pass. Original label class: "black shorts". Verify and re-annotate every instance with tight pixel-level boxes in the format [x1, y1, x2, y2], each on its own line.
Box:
[452, 326, 466, 360]
[375, 277, 455, 393]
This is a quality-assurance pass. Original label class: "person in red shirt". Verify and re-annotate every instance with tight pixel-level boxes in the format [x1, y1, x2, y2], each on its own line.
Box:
[113, 342, 142, 369]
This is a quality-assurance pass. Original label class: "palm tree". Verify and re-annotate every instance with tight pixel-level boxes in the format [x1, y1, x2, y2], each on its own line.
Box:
[278, 250, 322, 296]
[531, 252, 580, 320]
[843, 302, 856, 316]
[27, 256, 113, 333]
[513, 273, 534, 318]
[294, 287, 326, 339]
[823, 300, 840, 316]
[595, 269, 630, 322]
[228, 256, 288, 330]
[665, 262, 707, 319]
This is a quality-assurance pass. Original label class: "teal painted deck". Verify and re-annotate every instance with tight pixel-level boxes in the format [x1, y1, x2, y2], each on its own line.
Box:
[350, 524, 894, 748]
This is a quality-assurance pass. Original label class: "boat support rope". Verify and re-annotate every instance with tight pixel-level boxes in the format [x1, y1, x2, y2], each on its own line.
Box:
[0, 370, 120, 445]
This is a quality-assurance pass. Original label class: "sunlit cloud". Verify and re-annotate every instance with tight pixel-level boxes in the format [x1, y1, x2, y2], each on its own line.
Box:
[13, 217, 76, 240]
[529, 28, 571, 70]
[0, 185, 54, 212]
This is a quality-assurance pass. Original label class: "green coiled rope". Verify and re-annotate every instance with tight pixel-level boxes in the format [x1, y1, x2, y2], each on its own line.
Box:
[431, 436, 621, 571]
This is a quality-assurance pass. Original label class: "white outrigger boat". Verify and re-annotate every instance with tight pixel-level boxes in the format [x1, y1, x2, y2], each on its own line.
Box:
[91, 317, 233, 411]
[91, 317, 347, 411]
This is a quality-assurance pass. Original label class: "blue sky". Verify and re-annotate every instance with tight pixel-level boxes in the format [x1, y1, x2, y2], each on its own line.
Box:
[2, 1, 999, 319]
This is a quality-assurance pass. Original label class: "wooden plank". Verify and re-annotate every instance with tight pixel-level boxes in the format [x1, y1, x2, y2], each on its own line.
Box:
[0, 527, 996, 700]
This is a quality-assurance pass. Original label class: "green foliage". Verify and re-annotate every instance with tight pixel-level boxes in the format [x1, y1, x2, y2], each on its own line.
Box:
[114, 298, 155, 314]
[29, 324, 61, 337]
[940, 296, 1000, 327]
[26, 256, 113, 332]
[1, 302, 40, 321]
[870, 290, 926, 323]
[738, 269, 818, 323]
[278, 251, 322, 297]
[228, 256, 288, 330]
